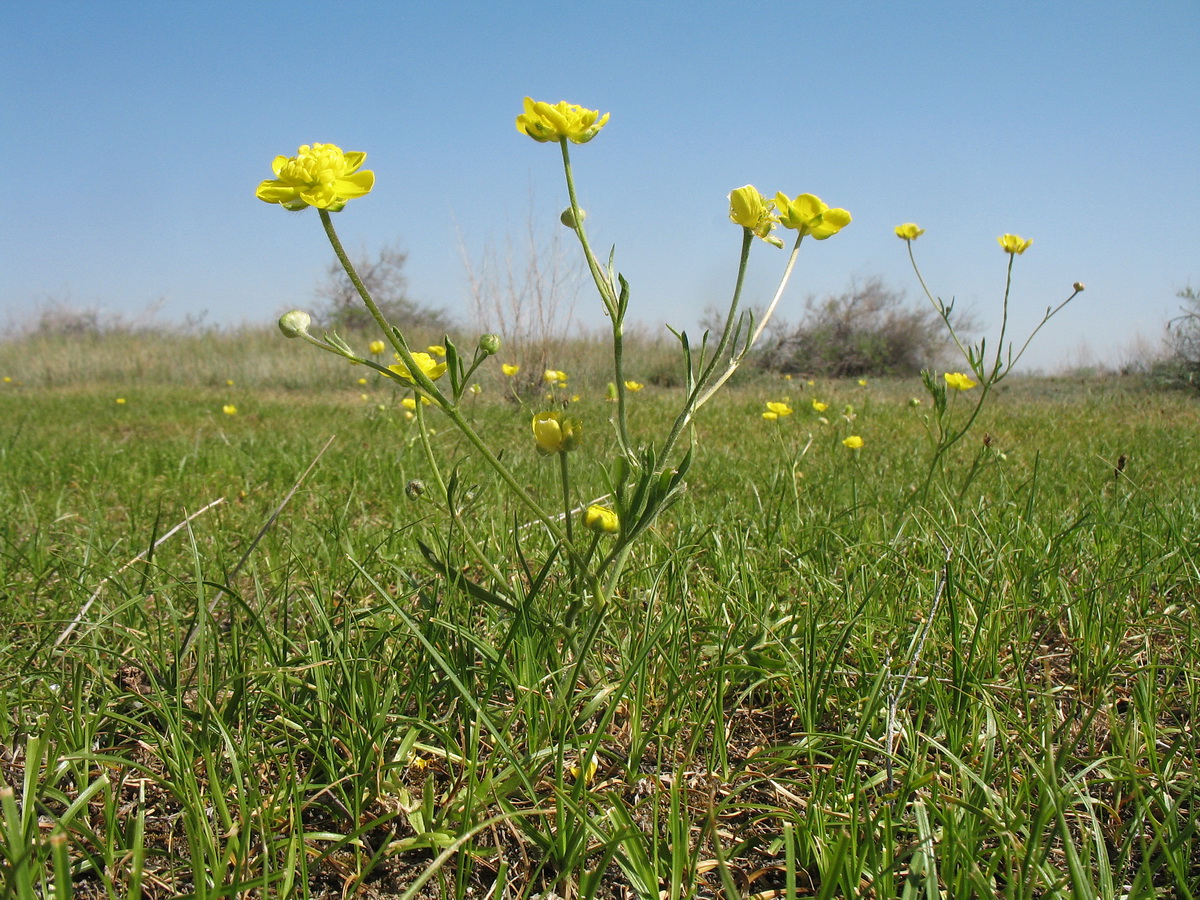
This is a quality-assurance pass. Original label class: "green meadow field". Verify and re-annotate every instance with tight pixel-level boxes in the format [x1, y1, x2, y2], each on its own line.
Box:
[1, 330, 1197, 898]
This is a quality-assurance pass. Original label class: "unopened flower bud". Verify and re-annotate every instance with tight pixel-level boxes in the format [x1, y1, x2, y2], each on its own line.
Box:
[584, 505, 620, 535]
[478, 333, 501, 356]
[560, 206, 586, 228]
[405, 479, 425, 500]
[1073, 282, 1085, 292]
[278, 309, 311, 338]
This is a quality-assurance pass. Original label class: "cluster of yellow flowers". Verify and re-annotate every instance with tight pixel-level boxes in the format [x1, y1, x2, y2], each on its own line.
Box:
[728, 187, 851, 248]
[762, 401, 793, 421]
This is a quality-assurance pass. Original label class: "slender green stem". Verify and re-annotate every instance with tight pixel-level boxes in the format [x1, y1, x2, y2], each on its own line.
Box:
[558, 140, 635, 459]
[319, 210, 448, 404]
[906, 239, 972, 366]
[655, 230, 753, 467]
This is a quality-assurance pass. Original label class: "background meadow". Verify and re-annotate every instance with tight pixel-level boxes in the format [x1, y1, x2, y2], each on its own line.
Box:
[0, 330, 1197, 898]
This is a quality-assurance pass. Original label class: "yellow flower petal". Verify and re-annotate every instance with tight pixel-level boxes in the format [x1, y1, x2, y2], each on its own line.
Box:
[895, 223, 925, 240]
[998, 233, 1033, 255]
[516, 98, 610, 144]
[501, 363, 520, 376]
[256, 143, 375, 211]
[729, 185, 783, 247]
[775, 192, 852, 240]
[387, 352, 447, 383]
[944, 372, 978, 391]
[842, 435, 864, 449]
[583, 505, 620, 535]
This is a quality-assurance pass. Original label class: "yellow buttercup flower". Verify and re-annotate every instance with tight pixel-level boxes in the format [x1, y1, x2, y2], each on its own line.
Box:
[388, 352, 447, 383]
[516, 98, 610, 144]
[583, 505, 620, 535]
[762, 411, 779, 421]
[842, 435, 864, 449]
[811, 399, 828, 412]
[543, 368, 568, 386]
[223, 404, 238, 416]
[401, 396, 431, 410]
[501, 363, 520, 377]
[115, 397, 126, 405]
[728, 185, 783, 247]
[998, 234, 1033, 255]
[765, 401, 793, 417]
[895, 223, 925, 241]
[256, 143, 374, 212]
[427, 345, 446, 357]
[774, 193, 852, 240]
[368, 340, 386, 355]
[944, 372, 978, 390]
[532, 411, 582, 455]
[624, 380, 644, 392]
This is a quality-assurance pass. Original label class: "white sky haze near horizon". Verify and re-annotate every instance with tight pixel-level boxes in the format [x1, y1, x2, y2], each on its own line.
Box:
[3, 1, 1198, 371]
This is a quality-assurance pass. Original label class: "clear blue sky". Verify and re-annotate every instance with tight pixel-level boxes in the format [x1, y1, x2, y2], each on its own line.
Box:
[4, 1, 1197, 371]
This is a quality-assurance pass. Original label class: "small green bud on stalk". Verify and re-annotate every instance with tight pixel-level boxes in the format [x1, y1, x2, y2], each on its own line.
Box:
[278, 309, 311, 338]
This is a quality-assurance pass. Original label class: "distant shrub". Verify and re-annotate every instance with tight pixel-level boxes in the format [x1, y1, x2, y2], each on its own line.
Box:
[314, 241, 452, 335]
[1155, 285, 1200, 390]
[756, 276, 961, 377]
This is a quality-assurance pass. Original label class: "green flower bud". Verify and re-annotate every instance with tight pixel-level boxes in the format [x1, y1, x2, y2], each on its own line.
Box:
[478, 333, 502, 356]
[560, 206, 586, 228]
[278, 309, 312, 339]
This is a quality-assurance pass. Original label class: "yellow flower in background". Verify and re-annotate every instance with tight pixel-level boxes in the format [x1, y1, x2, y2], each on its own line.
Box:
[223, 404, 238, 416]
[858, 379, 868, 387]
[368, 340, 386, 355]
[516, 97, 610, 144]
[532, 411, 582, 455]
[401, 396, 431, 410]
[765, 401, 793, 417]
[255, 143, 375, 212]
[226, 379, 235, 387]
[811, 399, 828, 412]
[469, 383, 482, 395]
[115, 397, 126, 405]
[2, 377, 11, 383]
[543, 368, 568, 386]
[728, 185, 783, 247]
[357, 377, 367, 385]
[895, 223, 925, 241]
[625, 380, 644, 392]
[501, 363, 520, 376]
[762, 411, 779, 421]
[944, 372, 978, 391]
[774, 193, 852, 240]
[388, 352, 447, 383]
[567, 753, 600, 785]
[998, 233, 1033, 255]
[842, 435, 864, 449]
[427, 344, 446, 356]
[584, 505, 620, 535]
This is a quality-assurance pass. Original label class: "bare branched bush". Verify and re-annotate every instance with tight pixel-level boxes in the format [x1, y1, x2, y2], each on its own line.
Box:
[460, 202, 583, 393]
[757, 276, 964, 377]
[1156, 285, 1200, 389]
[314, 240, 451, 335]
